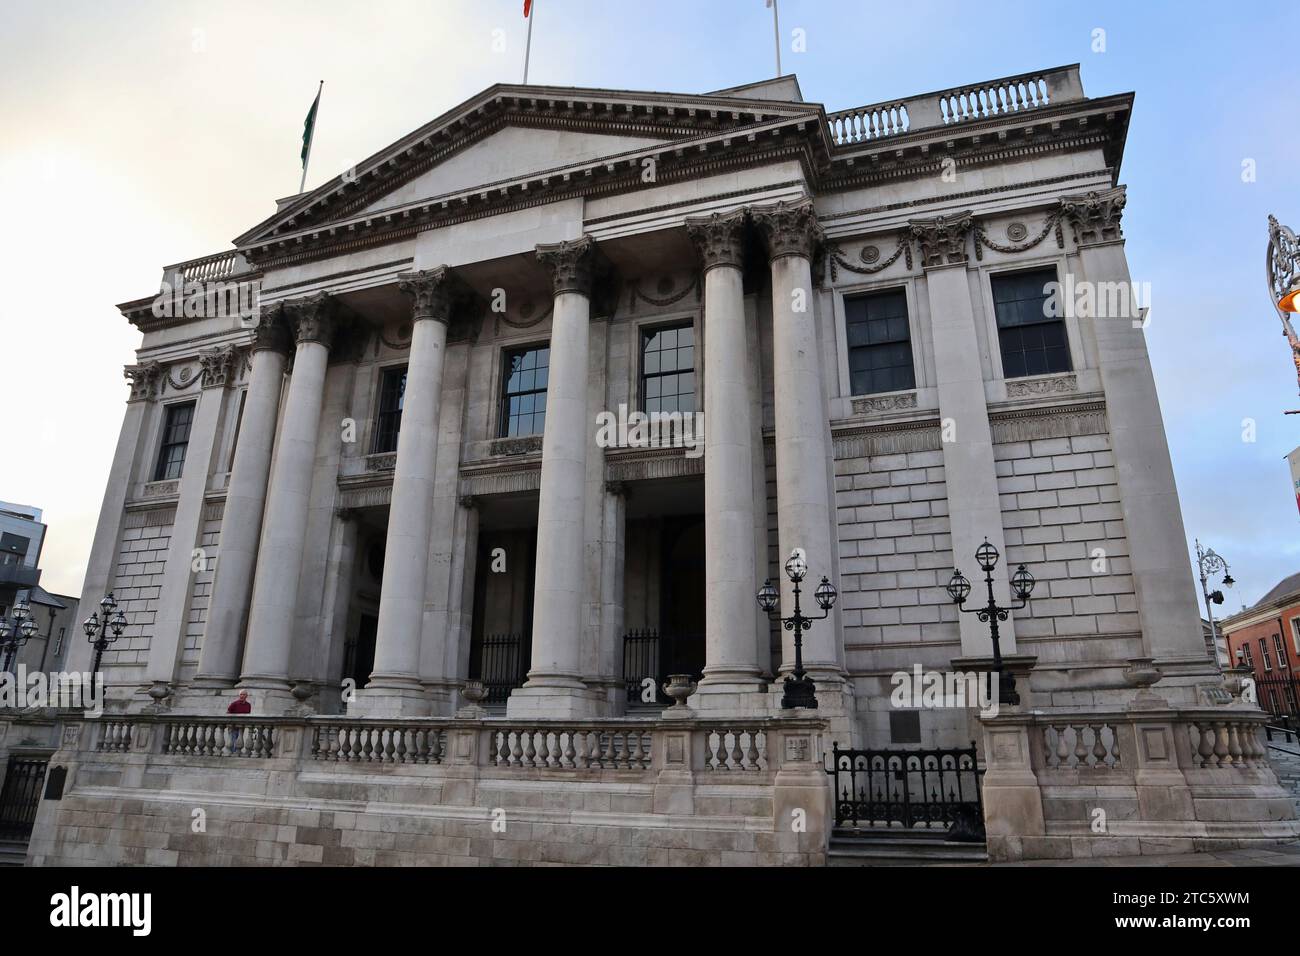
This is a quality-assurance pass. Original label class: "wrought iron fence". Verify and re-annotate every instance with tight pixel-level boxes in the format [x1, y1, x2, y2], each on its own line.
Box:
[0, 755, 49, 841]
[828, 742, 985, 839]
[474, 633, 529, 705]
[1252, 673, 1300, 727]
[622, 629, 704, 704]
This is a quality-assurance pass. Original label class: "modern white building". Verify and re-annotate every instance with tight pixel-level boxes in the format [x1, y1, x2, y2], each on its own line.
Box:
[10, 65, 1298, 866]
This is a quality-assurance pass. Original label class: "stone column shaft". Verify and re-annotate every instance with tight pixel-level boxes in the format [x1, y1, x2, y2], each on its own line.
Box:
[195, 330, 288, 687]
[688, 209, 765, 698]
[508, 236, 602, 718]
[240, 294, 337, 697]
[361, 268, 455, 715]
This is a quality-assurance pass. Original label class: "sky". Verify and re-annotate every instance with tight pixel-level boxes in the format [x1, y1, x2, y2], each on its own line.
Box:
[2, 0, 1298, 612]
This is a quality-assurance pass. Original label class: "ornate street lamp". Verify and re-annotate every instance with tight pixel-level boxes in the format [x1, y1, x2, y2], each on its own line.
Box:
[1, 600, 38, 674]
[82, 591, 128, 678]
[946, 538, 1035, 706]
[1265, 215, 1300, 401]
[756, 548, 837, 710]
[1195, 539, 1234, 667]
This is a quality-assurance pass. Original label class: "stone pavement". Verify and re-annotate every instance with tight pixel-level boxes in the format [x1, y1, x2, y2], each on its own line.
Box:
[988, 842, 1300, 867]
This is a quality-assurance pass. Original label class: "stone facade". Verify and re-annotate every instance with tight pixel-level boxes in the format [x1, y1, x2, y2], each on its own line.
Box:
[11, 64, 1298, 865]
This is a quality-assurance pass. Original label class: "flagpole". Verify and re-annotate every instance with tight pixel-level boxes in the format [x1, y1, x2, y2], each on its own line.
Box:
[772, 0, 781, 76]
[523, 3, 535, 84]
[300, 80, 323, 194]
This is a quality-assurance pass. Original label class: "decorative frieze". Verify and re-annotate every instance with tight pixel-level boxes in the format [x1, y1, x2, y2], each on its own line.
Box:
[337, 486, 394, 510]
[825, 232, 913, 281]
[972, 210, 1065, 260]
[489, 435, 543, 457]
[199, 345, 239, 389]
[605, 449, 705, 482]
[165, 364, 200, 391]
[1005, 373, 1078, 398]
[831, 421, 943, 460]
[988, 401, 1107, 444]
[122, 506, 176, 529]
[124, 361, 163, 403]
[1060, 187, 1126, 245]
[364, 452, 398, 472]
[142, 479, 180, 498]
[685, 208, 748, 272]
[458, 468, 543, 498]
[909, 210, 974, 267]
[751, 199, 823, 262]
[850, 391, 918, 415]
[627, 273, 701, 312]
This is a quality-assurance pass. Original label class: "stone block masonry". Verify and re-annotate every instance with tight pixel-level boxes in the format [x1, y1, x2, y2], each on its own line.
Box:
[108, 509, 174, 670]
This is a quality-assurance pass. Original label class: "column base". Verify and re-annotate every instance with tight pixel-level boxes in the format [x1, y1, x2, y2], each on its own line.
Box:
[349, 675, 430, 717]
[505, 679, 606, 719]
[692, 673, 771, 718]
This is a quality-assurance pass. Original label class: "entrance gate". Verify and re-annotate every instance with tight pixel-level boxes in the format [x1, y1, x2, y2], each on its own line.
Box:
[0, 755, 49, 842]
[827, 743, 985, 840]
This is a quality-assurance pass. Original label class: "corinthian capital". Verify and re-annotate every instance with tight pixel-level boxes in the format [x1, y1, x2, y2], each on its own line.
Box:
[199, 345, 239, 389]
[282, 292, 339, 348]
[1060, 187, 1126, 246]
[398, 266, 455, 323]
[536, 235, 602, 298]
[750, 199, 823, 262]
[909, 211, 974, 268]
[124, 361, 162, 403]
[250, 307, 292, 355]
[685, 208, 749, 272]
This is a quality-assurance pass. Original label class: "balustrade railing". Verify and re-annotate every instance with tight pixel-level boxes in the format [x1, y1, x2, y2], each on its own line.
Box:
[162, 720, 276, 758]
[1187, 718, 1268, 770]
[312, 723, 444, 764]
[1040, 721, 1121, 770]
[826, 64, 1084, 146]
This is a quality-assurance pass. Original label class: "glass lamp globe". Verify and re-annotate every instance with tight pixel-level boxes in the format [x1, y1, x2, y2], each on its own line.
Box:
[946, 569, 972, 604]
[814, 576, 837, 610]
[975, 539, 1000, 572]
[1011, 564, 1036, 601]
[83, 613, 99, 638]
[784, 548, 808, 583]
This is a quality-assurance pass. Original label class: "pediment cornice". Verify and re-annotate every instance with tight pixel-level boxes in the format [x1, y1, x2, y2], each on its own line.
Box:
[236, 83, 823, 249]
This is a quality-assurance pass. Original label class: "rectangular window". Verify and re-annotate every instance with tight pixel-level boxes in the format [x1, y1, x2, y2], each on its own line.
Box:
[1274, 633, 1288, 668]
[1241, 642, 1254, 669]
[154, 402, 196, 481]
[500, 345, 549, 437]
[641, 323, 695, 414]
[1291, 618, 1300, 656]
[991, 267, 1072, 378]
[371, 366, 407, 454]
[1260, 637, 1273, 672]
[845, 289, 915, 396]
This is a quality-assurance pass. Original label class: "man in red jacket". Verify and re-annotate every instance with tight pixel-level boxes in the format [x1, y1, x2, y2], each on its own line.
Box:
[227, 690, 251, 714]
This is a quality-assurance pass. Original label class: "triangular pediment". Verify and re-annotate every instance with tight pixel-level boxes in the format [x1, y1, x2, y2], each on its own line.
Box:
[356, 125, 675, 216]
[235, 81, 821, 247]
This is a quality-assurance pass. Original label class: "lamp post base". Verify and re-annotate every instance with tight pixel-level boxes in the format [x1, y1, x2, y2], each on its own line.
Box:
[780, 674, 818, 710]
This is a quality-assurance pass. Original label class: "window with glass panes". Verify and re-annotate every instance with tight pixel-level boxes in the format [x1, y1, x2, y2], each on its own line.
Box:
[1274, 633, 1288, 669]
[1241, 642, 1254, 669]
[991, 268, 1072, 378]
[154, 402, 196, 481]
[1260, 637, 1273, 671]
[372, 366, 407, 454]
[640, 323, 695, 414]
[844, 289, 915, 395]
[500, 345, 549, 437]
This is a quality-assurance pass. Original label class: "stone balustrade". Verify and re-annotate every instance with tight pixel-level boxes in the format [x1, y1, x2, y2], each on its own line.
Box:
[161, 249, 250, 287]
[826, 64, 1084, 145]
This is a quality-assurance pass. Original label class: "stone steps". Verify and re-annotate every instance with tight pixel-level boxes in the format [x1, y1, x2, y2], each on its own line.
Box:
[827, 828, 988, 866]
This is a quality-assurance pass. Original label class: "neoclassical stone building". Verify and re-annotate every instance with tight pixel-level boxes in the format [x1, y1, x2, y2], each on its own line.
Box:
[14, 65, 1297, 866]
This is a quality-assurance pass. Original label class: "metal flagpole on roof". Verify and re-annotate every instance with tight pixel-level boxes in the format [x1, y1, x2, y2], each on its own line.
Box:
[767, 0, 781, 76]
[523, 0, 535, 84]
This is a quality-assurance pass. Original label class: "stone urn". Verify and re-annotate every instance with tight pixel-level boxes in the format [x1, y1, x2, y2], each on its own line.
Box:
[1221, 665, 1255, 706]
[661, 674, 697, 716]
[458, 679, 489, 718]
[1122, 657, 1165, 709]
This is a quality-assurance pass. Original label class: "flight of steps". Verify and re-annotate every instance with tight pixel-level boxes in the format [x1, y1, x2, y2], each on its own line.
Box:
[827, 827, 988, 866]
[0, 838, 28, 867]
[1266, 735, 1300, 818]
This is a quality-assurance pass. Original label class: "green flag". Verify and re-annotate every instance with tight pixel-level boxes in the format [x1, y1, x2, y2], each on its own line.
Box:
[301, 81, 322, 167]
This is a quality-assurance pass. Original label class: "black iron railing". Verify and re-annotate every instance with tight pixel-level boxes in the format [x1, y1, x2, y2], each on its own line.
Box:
[828, 743, 985, 839]
[622, 629, 704, 705]
[1251, 673, 1300, 726]
[0, 755, 48, 841]
[474, 633, 529, 705]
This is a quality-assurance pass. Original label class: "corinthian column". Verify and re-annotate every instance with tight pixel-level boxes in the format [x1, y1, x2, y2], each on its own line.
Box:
[356, 267, 458, 716]
[192, 312, 290, 693]
[752, 199, 846, 691]
[1060, 187, 1205, 666]
[506, 236, 604, 718]
[239, 293, 339, 707]
[686, 209, 766, 709]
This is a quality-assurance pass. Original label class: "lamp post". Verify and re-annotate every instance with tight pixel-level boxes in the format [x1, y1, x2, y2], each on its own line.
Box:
[1, 600, 38, 674]
[1265, 214, 1300, 404]
[1195, 539, 1234, 667]
[756, 548, 837, 710]
[82, 591, 128, 678]
[946, 538, 1035, 707]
